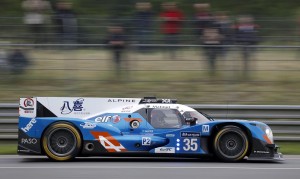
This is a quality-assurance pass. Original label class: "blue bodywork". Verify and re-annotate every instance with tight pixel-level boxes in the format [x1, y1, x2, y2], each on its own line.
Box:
[18, 109, 282, 160]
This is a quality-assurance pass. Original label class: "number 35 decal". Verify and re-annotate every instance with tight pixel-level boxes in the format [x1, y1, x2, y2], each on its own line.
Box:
[183, 138, 199, 151]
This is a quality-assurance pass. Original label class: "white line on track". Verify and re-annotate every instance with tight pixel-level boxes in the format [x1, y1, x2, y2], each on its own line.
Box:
[0, 155, 300, 160]
[0, 166, 299, 170]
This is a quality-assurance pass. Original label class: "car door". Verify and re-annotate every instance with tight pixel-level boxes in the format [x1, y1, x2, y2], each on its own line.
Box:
[147, 108, 202, 154]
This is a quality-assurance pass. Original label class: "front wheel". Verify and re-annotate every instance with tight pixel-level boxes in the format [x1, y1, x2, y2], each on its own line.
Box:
[213, 126, 249, 162]
[42, 122, 82, 161]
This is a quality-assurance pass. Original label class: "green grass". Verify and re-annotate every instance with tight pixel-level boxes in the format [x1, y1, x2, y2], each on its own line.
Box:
[0, 144, 17, 155]
[277, 142, 300, 155]
[0, 142, 299, 155]
[1, 48, 300, 104]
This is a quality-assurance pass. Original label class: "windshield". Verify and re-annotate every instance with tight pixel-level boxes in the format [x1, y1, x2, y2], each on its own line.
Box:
[183, 111, 212, 123]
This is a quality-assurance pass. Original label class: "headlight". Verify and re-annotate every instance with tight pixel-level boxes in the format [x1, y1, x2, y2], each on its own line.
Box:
[256, 123, 274, 144]
[265, 127, 274, 143]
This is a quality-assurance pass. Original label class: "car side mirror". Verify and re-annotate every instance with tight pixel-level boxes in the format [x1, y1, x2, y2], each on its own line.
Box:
[185, 117, 197, 126]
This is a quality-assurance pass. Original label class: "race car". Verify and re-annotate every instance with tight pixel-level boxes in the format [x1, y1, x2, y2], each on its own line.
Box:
[18, 97, 283, 162]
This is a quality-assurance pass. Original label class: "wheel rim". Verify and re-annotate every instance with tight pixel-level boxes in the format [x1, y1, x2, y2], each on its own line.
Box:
[217, 131, 247, 159]
[47, 128, 77, 157]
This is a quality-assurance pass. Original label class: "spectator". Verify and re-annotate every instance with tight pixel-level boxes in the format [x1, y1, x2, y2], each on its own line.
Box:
[201, 27, 222, 76]
[22, 0, 51, 43]
[107, 25, 126, 77]
[7, 49, 30, 75]
[234, 15, 259, 78]
[160, 2, 184, 59]
[0, 49, 8, 72]
[132, 2, 154, 52]
[193, 3, 214, 37]
[214, 11, 233, 58]
[53, 0, 78, 44]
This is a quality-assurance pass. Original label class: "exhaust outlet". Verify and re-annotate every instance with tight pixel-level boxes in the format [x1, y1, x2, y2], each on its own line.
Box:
[85, 143, 94, 151]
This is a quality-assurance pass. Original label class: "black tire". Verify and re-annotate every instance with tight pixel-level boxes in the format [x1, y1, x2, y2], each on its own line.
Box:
[213, 126, 249, 162]
[42, 122, 82, 161]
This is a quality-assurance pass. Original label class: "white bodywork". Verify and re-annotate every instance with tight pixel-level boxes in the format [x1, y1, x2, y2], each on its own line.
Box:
[20, 97, 141, 118]
[19, 97, 198, 119]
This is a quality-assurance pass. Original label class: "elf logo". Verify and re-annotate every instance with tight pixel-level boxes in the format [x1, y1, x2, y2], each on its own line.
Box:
[95, 116, 112, 123]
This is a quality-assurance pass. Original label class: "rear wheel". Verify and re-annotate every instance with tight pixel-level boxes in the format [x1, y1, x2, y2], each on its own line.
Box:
[213, 126, 249, 162]
[42, 122, 82, 161]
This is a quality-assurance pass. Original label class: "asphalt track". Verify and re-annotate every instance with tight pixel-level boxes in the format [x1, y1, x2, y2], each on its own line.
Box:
[0, 155, 299, 179]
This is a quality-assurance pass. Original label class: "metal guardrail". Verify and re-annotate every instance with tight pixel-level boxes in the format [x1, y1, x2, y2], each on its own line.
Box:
[1, 103, 300, 141]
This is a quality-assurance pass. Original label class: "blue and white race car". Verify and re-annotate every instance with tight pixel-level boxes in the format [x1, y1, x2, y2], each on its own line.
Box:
[18, 97, 283, 162]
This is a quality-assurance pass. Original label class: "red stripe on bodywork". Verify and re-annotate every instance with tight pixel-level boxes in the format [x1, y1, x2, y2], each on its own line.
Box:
[90, 131, 127, 152]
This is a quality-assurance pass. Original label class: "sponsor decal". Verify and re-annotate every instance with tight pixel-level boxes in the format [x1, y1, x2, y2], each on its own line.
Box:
[20, 98, 35, 113]
[166, 134, 175, 137]
[21, 138, 37, 144]
[108, 99, 136, 103]
[23, 110, 34, 114]
[202, 125, 209, 133]
[90, 131, 127, 152]
[180, 132, 201, 137]
[154, 147, 175, 153]
[24, 98, 34, 108]
[94, 115, 120, 123]
[80, 122, 96, 129]
[152, 105, 171, 109]
[161, 99, 172, 103]
[95, 116, 112, 123]
[254, 150, 270, 154]
[121, 106, 133, 112]
[142, 137, 151, 145]
[112, 115, 121, 123]
[21, 118, 36, 133]
[143, 98, 157, 103]
[61, 98, 89, 115]
[143, 130, 153, 133]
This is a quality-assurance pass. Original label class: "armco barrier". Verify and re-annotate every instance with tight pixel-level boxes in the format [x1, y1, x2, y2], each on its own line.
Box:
[0, 103, 300, 141]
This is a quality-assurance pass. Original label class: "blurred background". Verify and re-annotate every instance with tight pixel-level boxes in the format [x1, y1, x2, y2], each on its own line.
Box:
[0, 0, 299, 104]
[0, 0, 300, 154]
